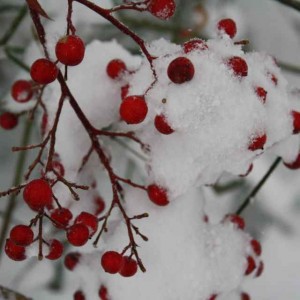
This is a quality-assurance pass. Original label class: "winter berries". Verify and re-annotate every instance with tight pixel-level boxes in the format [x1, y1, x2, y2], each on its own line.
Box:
[255, 87, 267, 104]
[147, 184, 169, 206]
[245, 256, 256, 275]
[119, 256, 138, 277]
[168, 57, 195, 84]
[0, 112, 18, 130]
[148, 0, 176, 20]
[250, 239, 262, 256]
[224, 214, 245, 230]
[101, 251, 124, 274]
[120, 95, 148, 124]
[67, 224, 90, 246]
[64, 252, 81, 270]
[106, 59, 127, 79]
[55, 35, 85, 66]
[51, 208, 73, 229]
[183, 39, 208, 53]
[46, 239, 64, 260]
[226, 56, 248, 78]
[23, 179, 53, 211]
[9, 225, 34, 246]
[217, 18, 237, 38]
[74, 290, 85, 300]
[292, 110, 300, 134]
[284, 153, 300, 169]
[11, 80, 33, 103]
[75, 212, 98, 237]
[248, 133, 267, 151]
[154, 114, 174, 135]
[30, 59, 58, 84]
[5, 239, 26, 261]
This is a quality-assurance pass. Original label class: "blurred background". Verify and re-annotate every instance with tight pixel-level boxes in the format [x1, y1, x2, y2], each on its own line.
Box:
[1, 0, 300, 299]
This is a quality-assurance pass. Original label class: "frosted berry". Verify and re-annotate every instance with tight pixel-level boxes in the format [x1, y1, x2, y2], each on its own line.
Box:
[46, 239, 64, 260]
[5, 239, 26, 261]
[94, 196, 105, 215]
[75, 212, 98, 237]
[255, 261, 264, 277]
[10, 225, 34, 246]
[250, 239, 262, 256]
[217, 18, 237, 38]
[119, 256, 138, 277]
[255, 87, 267, 104]
[245, 256, 256, 275]
[168, 57, 195, 84]
[11, 80, 33, 103]
[241, 293, 251, 300]
[120, 95, 148, 124]
[23, 179, 53, 211]
[248, 133, 267, 151]
[292, 111, 300, 134]
[51, 208, 73, 229]
[64, 252, 81, 270]
[155, 114, 174, 135]
[183, 39, 208, 53]
[67, 224, 89, 246]
[0, 112, 18, 130]
[147, 184, 169, 206]
[148, 0, 176, 20]
[224, 214, 245, 230]
[99, 285, 109, 300]
[30, 58, 58, 84]
[227, 56, 248, 77]
[106, 59, 127, 79]
[284, 153, 300, 169]
[56, 35, 85, 66]
[74, 290, 85, 300]
[101, 251, 124, 274]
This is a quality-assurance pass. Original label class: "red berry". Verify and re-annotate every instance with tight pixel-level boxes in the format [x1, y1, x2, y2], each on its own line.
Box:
[101, 251, 124, 274]
[75, 212, 98, 237]
[99, 285, 109, 300]
[120, 95, 148, 124]
[207, 295, 218, 300]
[30, 58, 58, 84]
[269, 73, 278, 86]
[168, 57, 195, 84]
[119, 256, 138, 277]
[183, 39, 208, 53]
[94, 196, 105, 215]
[217, 18, 237, 38]
[23, 179, 53, 211]
[250, 239, 262, 256]
[64, 252, 81, 270]
[10, 225, 34, 246]
[0, 112, 18, 130]
[5, 239, 26, 261]
[255, 87, 267, 104]
[56, 35, 85, 66]
[245, 256, 256, 275]
[11, 80, 33, 103]
[248, 133, 267, 151]
[155, 114, 174, 135]
[147, 184, 169, 206]
[227, 56, 248, 77]
[46, 239, 64, 260]
[284, 153, 300, 169]
[67, 224, 89, 246]
[292, 111, 300, 134]
[241, 292, 251, 300]
[51, 208, 73, 229]
[224, 214, 245, 230]
[255, 261, 264, 277]
[74, 290, 85, 300]
[121, 84, 129, 99]
[106, 59, 127, 79]
[148, 0, 176, 20]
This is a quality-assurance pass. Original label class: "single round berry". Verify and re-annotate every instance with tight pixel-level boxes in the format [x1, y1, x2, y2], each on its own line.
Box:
[245, 256, 256, 275]
[119, 256, 138, 277]
[224, 214, 245, 230]
[0, 112, 18, 130]
[74, 290, 85, 300]
[183, 39, 208, 53]
[120, 95, 148, 124]
[101, 251, 124, 274]
[75, 212, 98, 237]
[250, 239, 262, 256]
[241, 292, 251, 300]
[106, 59, 127, 79]
[56, 35, 85, 66]
[121, 84, 129, 99]
[255, 261, 264, 277]
[10, 225, 34, 246]
[67, 224, 89, 246]
[51, 208, 73, 229]
[217, 18, 237, 38]
[148, 0, 176, 20]
[147, 184, 169, 206]
[5, 239, 26, 261]
[64, 252, 81, 270]
[11, 80, 33, 103]
[168, 57, 195, 84]
[227, 56, 248, 77]
[30, 58, 58, 84]
[284, 153, 300, 169]
[155, 114, 174, 135]
[292, 111, 300, 134]
[255, 87, 267, 104]
[23, 179, 53, 211]
[99, 285, 109, 300]
[46, 239, 64, 260]
[94, 196, 105, 215]
[248, 133, 267, 151]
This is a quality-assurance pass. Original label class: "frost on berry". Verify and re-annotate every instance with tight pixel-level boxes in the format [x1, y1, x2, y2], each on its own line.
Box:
[75, 211, 98, 237]
[51, 208, 73, 228]
[148, 0, 176, 20]
[106, 59, 127, 79]
[46, 239, 64, 260]
[147, 184, 169, 206]
[217, 18, 237, 38]
[11, 80, 33, 103]
[167, 57, 195, 84]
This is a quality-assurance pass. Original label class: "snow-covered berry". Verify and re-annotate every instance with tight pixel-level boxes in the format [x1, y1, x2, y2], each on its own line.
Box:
[148, 0, 176, 20]
[120, 95, 148, 124]
[106, 59, 127, 79]
[154, 114, 174, 135]
[75, 212, 98, 237]
[226, 56, 248, 77]
[11, 80, 33, 103]
[217, 18, 237, 38]
[64, 252, 81, 270]
[168, 57, 195, 84]
[147, 184, 169, 206]
[46, 239, 64, 260]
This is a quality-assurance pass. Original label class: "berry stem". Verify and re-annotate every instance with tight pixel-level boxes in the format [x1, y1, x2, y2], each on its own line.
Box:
[38, 214, 44, 260]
